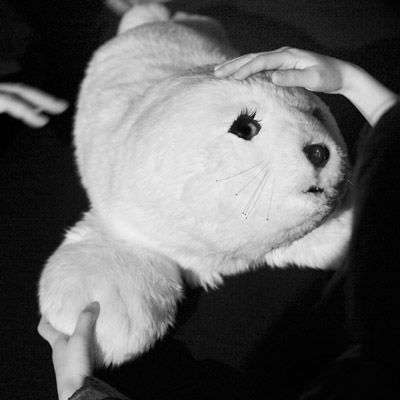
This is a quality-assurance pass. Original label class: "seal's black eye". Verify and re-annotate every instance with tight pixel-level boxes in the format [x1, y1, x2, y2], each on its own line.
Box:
[229, 108, 261, 141]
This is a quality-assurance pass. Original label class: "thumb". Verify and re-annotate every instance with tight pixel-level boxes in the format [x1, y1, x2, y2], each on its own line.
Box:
[272, 68, 318, 89]
[73, 302, 100, 338]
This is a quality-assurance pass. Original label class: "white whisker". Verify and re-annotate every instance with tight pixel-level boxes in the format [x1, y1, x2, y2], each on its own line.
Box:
[266, 176, 276, 222]
[235, 164, 269, 196]
[242, 167, 269, 219]
[216, 159, 267, 182]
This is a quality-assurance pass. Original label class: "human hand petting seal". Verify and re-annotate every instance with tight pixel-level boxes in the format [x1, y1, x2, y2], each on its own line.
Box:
[214, 47, 398, 127]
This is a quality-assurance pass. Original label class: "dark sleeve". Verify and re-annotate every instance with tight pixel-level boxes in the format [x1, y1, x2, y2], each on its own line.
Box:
[68, 377, 131, 400]
[347, 100, 400, 368]
[371, 100, 400, 136]
[371, 99, 400, 134]
[298, 100, 400, 400]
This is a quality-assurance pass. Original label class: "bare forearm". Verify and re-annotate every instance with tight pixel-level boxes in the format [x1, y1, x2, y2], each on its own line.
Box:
[340, 62, 398, 127]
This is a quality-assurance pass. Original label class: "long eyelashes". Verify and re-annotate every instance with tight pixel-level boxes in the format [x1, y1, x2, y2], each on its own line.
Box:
[216, 160, 275, 220]
[229, 108, 261, 141]
[239, 107, 258, 120]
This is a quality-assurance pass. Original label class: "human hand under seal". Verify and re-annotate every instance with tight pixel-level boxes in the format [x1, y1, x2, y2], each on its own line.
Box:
[38, 302, 100, 400]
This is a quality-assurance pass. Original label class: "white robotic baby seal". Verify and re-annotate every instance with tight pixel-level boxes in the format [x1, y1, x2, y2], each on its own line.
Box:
[38, 3, 352, 366]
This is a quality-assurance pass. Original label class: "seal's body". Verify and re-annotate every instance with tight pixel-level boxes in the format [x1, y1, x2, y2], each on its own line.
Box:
[39, 4, 351, 366]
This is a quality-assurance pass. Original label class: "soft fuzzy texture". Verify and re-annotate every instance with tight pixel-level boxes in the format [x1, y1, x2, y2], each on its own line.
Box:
[38, 2, 352, 366]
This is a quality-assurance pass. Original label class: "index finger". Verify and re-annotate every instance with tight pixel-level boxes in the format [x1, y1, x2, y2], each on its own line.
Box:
[230, 52, 296, 80]
[214, 53, 259, 77]
[214, 47, 292, 78]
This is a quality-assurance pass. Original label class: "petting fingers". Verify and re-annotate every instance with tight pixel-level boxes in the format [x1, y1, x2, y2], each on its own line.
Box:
[271, 68, 320, 88]
[214, 53, 259, 77]
[231, 52, 294, 80]
[214, 47, 293, 79]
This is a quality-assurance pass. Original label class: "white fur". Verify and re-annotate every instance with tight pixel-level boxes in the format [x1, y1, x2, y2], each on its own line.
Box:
[38, 3, 353, 366]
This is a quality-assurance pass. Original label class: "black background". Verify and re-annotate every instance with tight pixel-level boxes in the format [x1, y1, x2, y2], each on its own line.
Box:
[1, 1, 399, 399]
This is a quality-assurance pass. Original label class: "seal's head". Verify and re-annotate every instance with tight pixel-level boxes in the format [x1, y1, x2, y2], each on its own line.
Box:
[103, 71, 349, 284]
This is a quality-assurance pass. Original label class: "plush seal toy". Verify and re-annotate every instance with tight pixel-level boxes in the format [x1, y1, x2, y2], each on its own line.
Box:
[38, 3, 352, 366]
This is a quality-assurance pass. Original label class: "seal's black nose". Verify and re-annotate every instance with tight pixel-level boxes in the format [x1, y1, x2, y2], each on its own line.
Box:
[303, 144, 330, 169]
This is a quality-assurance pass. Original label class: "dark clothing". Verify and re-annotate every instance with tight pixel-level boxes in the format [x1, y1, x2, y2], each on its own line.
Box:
[347, 102, 400, 369]
[69, 103, 400, 400]
[69, 377, 129, 400]
[299, 102, 400, 399]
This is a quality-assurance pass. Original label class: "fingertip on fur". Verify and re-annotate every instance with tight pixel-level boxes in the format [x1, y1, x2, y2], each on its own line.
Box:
[82, 301, 100, 315]
[271, 70, 285, 85]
